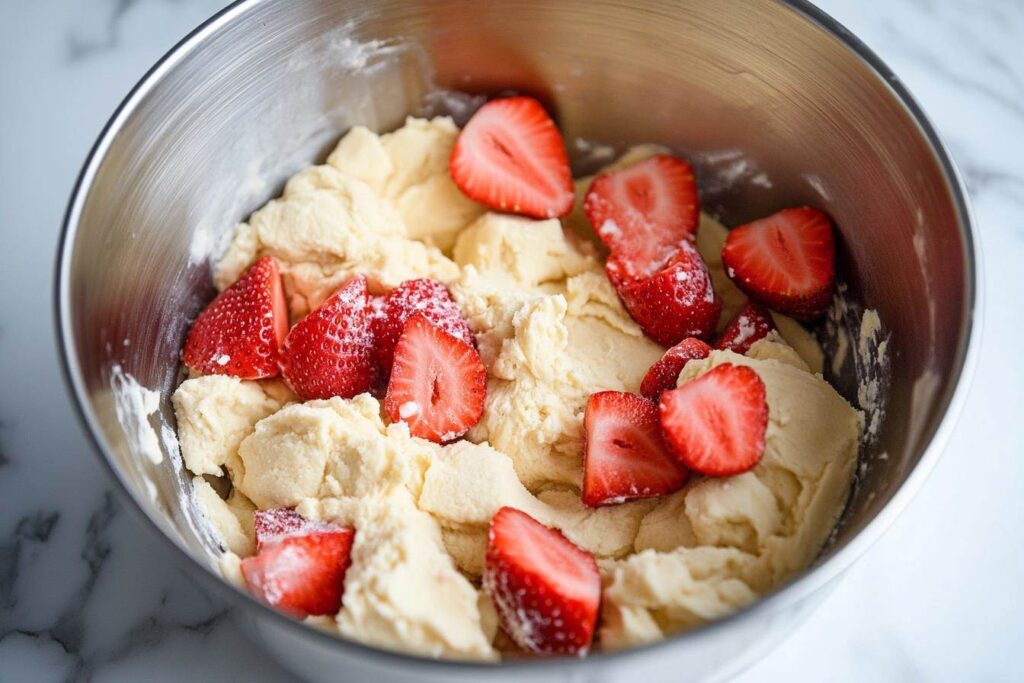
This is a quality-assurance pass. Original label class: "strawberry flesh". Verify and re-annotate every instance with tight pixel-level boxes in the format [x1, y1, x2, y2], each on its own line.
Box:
[368, 292, 388, 331]
[241, 526, 355, 618]
[483, 507, 600, 656]
[584, 154, 700, 280]
[582, 391, 687, 506]
[182, 256, 287, 379]
[721, 206, 836, 320]
[384, 315, 486, 443]
[372, 279, 474, 381]
[640, 338, 712, 399]
[612, 241, 721, 346]
[279, 276, 375, 400]
[713, 301, 776, 355]
[659, 363, 768, 476]
[449, 96, 574, 219]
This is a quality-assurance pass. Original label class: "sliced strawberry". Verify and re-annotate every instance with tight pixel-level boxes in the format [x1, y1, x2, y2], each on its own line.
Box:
[384, 315, 486, 443]
[582, 392, 687, 507]
[366, 294, 390, 396]
[372, 279, 474, 380]
[721, 207, 836, 320]
[241, 526, 355, 618]
[584, 154, 700, 281]
[449, 96, 574, 219]
[612, 241, 721, 346]
[253, 508, 343, 552]
[713, 301, 777, 354]
[279, 276, 375, 400]
[182, 256, 287, 379]
[483, 507, 600, 655]
[640, 338, 712, 399]
[368, 292, 388, 331]
[659, 363, 768, 477]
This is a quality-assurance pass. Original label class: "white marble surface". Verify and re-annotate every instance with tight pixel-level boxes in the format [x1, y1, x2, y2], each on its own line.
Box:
[1, 0, 1022, 680]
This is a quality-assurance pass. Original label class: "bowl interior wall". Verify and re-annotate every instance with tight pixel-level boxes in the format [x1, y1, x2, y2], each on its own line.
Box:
[65, 0, 969, 616]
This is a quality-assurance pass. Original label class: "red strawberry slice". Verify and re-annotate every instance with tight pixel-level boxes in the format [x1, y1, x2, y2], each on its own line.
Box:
[483, 507, 600, 656]
[612, 241, 721, 346]
[253, 508, 342, 552]
[640, 338, 712, 399]
[584, 154, 700, 281]
[366, 293, 390, 396]
[368, 292, 388, 330]
[279, 276, 375, 400]
[241, 526, 355, 618]
[582, 392, 687, 507]
[372, 279, 474, 380]
[713, 301, 777, 355]
[721, 207, 836, 320]
[659, 363, 768, 477]
[450, 96, 574, 219]
[384, 315, 486, 443]
[183, 256, 287, 379]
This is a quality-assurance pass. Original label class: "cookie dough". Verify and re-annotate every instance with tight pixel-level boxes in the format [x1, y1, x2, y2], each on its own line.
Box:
[327, 117, 486, 251]
[599, 341, 860, 647]
[173, 120, 863, 661]
[172, 375, 281, 478]
[214, 119, 470, 319]
[451, 213, 664, 489]
[419, 440, 656, 574]
[300, 490, 496, 660]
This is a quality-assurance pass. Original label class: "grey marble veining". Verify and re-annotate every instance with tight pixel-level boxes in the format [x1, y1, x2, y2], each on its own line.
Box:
[1, 0, 1022, 681]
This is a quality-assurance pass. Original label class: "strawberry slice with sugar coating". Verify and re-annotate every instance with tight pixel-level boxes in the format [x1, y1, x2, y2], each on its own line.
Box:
[582, 391, 687, 506]
[584, 154, 700, 281]
[612, 241, 721, 346]
[253, 508, 343, 552]
[372, 279, 473, 380]
[241, 525, 355, 618]
[182, 256, 287, 379]
[450, 96, 574, 219]
[483, 507, 600, 656]
[280, 276, 376, 400]
[713, 301, 776, 354]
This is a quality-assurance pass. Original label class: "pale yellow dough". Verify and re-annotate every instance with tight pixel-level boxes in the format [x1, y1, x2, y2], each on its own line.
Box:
[327, 117, 486, 252]
[213, 117, 477, 319]
[175, 125, 864, 661]
[191, 476, 257, 557]
[172, 375, 281, 478]
[419, 440, 657, 575]
[300, 490, 496, 660]
[599, 341, 860, 648]
[451, 213, 664, 489]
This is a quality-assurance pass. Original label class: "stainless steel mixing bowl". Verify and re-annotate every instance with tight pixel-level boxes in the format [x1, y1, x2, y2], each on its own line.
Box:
[56, 0, 979, 681]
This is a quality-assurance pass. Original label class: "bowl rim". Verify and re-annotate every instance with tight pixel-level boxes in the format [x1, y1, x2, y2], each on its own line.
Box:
[54, 0, 981, 674]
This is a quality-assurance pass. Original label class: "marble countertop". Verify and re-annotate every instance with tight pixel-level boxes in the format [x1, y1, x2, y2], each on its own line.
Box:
[1, 0, 1022, 680]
